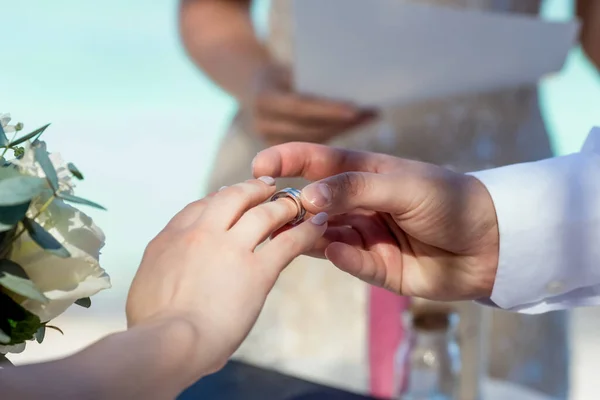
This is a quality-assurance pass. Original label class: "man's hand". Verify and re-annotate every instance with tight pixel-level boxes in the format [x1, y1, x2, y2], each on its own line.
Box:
[253, 143, 500, 301]
[241, 64, 375, 145]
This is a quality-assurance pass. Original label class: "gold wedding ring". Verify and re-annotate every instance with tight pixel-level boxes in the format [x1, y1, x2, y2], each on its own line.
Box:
[270, 187, 306, 225]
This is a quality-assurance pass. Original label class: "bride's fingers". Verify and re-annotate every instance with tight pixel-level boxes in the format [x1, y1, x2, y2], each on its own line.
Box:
[163, 192, 218, 231]
[325, 243, 389, 288]
[230, 197, 299, 249]
[257, 213, 329, 282]
[199, 177, 277, 230]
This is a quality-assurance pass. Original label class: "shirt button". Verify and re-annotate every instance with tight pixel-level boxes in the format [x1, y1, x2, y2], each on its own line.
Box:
[547, 281, 564, 294]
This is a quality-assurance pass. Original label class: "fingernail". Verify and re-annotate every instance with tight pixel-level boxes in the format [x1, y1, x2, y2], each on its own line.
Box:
[311, 212, 329, 226]
[258, 176, 275, 186]
[219, 186, 228, 191]
[302, 183, 332, 208]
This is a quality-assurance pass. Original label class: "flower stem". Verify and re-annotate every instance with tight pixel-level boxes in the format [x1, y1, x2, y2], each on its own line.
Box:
[9, 195, 56, 245]
[0, 131, 19, 158]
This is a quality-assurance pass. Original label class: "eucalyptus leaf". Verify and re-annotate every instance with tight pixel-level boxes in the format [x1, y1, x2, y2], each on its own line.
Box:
[22, 218, 70, 258]
[0, 259, 48, 303]
[0, 327, 10, 344]
[35, 325, 45, 343]
[0, 173, 46, 206]
[74, 297, 91, 308]
[0, 202, 30, 232]
[67, 162, 84, 180]
[58, 192, 106, 211]
[0, 123, 7, 147]
[33, 143, 58, 191]
[9, 123, 50, 147]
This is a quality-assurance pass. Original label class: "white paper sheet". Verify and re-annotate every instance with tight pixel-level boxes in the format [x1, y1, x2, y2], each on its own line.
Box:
[292, 0, 580, 108]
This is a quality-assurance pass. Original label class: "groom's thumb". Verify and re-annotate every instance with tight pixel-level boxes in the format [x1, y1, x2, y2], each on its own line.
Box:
[301, 172, 409, 215]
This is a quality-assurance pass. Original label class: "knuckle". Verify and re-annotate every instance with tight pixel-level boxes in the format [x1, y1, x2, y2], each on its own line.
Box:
[251, 206, 275, 224]
[143, 237, 162, 258]
[181, 228, 210, 246]
[182, 199, 205, 214]
[277, 231, 303, 253]
[337, 172, 366, 197]
[231, 181, 263, 203]
[224, 184, 248, 199]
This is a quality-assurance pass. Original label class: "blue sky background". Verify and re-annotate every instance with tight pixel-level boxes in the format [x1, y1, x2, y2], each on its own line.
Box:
[0, 0, 598, 308]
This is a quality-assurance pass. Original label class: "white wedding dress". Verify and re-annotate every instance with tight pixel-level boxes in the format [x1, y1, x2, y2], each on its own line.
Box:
[206, 0, 568, 397]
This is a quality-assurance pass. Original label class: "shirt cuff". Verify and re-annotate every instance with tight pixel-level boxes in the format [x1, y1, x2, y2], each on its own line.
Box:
[468, 150, 600, 310]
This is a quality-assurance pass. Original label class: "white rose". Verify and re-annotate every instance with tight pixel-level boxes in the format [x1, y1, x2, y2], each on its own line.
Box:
[6, 142, 110, 322]
[9, 198, 110, 322]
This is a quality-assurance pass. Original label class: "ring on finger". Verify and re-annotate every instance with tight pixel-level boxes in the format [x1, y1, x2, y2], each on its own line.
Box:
[270, 187, 306, 225]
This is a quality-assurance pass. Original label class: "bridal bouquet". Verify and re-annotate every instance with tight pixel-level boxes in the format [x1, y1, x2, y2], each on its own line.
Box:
[0, 113, 110, 362]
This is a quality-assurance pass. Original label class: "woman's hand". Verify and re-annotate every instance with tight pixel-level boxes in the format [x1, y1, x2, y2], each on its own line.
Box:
[241, 64, 375, 145]
[126, 177, 328, 375]
[179, 1, 374, 144]
[0, 178, 328, 400]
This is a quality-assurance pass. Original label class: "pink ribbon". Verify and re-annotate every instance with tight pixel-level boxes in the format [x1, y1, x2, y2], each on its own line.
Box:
[368, 286, 410, 398]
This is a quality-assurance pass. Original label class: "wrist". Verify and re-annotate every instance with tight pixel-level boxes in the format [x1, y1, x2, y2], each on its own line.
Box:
[464, 174, 500, 298]
[65, 313, 210, 398]
[134, 312, 221, 376]
[236, 57, 278, 105]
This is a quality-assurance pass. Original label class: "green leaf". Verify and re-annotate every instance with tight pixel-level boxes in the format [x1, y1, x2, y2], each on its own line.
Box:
[9, 124, 50, 147]
[6, 311, 41, 345]
[0, 328, 10, 344]
[74, 297, 91, 308]
[0, 202, 30, 232]
[0, 123, 8, 147]
[58, 192, 106, 211]
[22, 218, 70, 258]
[0, 259, 48, 303]
[0, 291, 40, 345]
[35, 325, 45, 343]
[33, 142, 58, 192]
[0, 173, 46, 206]
[67, 162, 84, 180]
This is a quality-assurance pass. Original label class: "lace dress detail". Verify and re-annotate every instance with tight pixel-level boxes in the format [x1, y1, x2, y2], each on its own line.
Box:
[206, 0, 568, 397]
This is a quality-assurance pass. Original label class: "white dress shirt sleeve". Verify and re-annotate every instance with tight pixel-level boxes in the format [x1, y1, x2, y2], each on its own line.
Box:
[469, 127, 600, 314]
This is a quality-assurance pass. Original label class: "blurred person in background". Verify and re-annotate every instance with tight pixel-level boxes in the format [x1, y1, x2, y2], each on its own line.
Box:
[179, 0, 600, 397]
